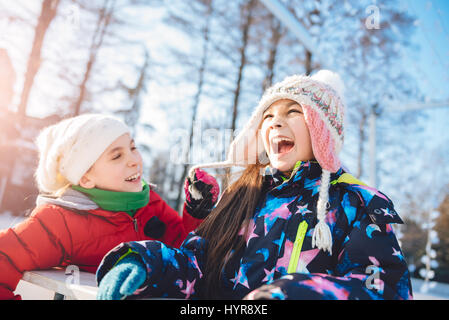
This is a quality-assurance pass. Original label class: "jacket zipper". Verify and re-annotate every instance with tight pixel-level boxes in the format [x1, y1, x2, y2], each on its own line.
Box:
[133, 218, 138, 233]
[287, 220, 308, 274]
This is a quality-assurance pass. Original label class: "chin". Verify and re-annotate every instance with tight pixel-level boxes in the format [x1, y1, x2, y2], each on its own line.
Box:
[269, 159, 295, 173]
[127, 186, 143, 193]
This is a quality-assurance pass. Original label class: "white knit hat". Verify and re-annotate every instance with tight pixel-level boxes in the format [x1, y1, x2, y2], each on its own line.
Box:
[189, 70, 346, 254]
[35, 114, 130, 194]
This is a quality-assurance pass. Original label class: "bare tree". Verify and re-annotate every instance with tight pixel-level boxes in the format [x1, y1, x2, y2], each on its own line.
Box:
[72, 0, 115, 115]
[261, 14, 284, 91]
[168, 0, 215, 211]
[116, 47, 152, 133]
[356, 110, 368, 178]
[17, 0, 60, 123]
[229, 0, 257, 136]
[0, 48, 16, 110]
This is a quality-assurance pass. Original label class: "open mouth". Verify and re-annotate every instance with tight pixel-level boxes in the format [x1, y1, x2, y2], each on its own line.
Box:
[125, 172, 141, 182]
[270, 136, 295, 155]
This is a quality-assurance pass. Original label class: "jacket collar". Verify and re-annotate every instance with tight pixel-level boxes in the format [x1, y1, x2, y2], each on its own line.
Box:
[264, 160, 325, 189]
[71, 181, 150, 215]
[37, 181, 151, 216]
[36, 188, 99, 211]
[263, 161, 345, 198]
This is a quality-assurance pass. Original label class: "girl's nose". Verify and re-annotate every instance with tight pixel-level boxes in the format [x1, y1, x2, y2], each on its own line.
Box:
[270, 115, 285, 129]
[127, 153, 141, 167]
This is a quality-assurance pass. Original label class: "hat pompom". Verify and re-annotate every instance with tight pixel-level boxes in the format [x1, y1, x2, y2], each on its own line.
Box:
[311, 70, 345, 101]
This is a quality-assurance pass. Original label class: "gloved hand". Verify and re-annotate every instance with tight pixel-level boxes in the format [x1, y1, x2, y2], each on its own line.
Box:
[184, 168, 219, 219]
[96, 254, 147, 300]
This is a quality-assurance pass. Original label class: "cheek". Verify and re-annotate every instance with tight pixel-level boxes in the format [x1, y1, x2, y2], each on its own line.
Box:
[99, 165, 122, 183]
[291, 119, 312, 147]
[136, 152, 143, 166]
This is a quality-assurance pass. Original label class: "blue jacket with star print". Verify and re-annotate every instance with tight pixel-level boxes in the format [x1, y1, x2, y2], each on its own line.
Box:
[96, 161, 413, 300]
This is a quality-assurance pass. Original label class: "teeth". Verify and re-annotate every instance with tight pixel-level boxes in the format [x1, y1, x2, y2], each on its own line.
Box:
[270, 136, 294, 154]
[125, 173, 140, 181]
[271, 137, 293, 144]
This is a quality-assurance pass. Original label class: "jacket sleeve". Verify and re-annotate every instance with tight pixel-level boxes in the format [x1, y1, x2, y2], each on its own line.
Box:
[148, 190, 203, 248]
[181, 202, 203, 233]
[245, 186, 413, 300]
[96, 232, 207, 299]
[0, 206, 72, 300]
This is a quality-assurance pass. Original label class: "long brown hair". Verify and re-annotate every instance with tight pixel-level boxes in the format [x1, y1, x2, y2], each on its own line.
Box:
[195, 163, 265, 298]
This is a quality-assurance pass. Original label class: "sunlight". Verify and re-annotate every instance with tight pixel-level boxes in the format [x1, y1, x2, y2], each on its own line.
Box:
[0, 48, 15, 110]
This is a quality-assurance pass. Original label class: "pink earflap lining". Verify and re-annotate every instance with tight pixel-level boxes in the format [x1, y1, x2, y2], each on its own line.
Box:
[302, 104, 341, 173]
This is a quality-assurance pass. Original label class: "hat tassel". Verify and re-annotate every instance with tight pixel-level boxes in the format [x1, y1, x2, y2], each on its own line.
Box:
[312, 169, 333, 254]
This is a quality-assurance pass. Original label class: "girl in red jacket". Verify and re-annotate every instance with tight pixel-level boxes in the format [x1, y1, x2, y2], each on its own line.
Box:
[0, 113, 218, 300]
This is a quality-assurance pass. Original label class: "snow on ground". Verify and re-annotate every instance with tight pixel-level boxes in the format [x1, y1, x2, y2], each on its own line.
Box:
[412, 278, 449, 300]
[0, 211, 26, 229]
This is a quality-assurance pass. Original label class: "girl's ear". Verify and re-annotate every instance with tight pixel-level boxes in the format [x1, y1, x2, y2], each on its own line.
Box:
[79, 174, 95, 189]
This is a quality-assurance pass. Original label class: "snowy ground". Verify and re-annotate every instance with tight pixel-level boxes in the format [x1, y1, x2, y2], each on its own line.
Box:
[1, 212, 448, 300]
[412, 278, 449, 300]
[0, 211, 25, 229]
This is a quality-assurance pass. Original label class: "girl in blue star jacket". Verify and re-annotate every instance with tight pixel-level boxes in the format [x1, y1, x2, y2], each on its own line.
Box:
[96, 70, 413, 300]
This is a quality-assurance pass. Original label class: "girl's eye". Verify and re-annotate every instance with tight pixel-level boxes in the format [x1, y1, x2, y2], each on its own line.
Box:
[112, 153, 121, 160]
[131, 146, 137, 151]
[288, 109, 302, 115]
[263, 114, 273, 120]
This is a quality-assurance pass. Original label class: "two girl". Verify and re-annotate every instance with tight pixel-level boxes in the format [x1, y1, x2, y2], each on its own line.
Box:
[0, 114, 218, 300]
[96, 70, 413, 300]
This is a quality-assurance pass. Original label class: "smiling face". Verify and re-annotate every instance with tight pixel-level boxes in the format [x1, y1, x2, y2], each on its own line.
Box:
[260, 99, 314, 174]
[79, 133, 144, 192]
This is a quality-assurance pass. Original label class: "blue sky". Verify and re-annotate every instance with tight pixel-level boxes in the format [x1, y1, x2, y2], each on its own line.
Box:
[402, 0, 449, 102]
[398, 0, 448, 163]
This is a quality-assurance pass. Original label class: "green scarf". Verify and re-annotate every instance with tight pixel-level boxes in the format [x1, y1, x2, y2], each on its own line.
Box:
[71, 181, 150, 217]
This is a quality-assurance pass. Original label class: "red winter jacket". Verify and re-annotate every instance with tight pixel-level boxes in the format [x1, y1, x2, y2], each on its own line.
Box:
[0, 189, 201, 300]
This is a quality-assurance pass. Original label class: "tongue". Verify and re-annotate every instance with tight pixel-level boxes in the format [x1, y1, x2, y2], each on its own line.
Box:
[278, 141, 294, 153]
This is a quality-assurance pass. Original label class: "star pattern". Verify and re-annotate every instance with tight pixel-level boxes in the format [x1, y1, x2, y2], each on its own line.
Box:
[392, 248, 404, 261]
[96, 161, 411, 300]
[180, 279, 196, 299]
[296, 249, 320, 273]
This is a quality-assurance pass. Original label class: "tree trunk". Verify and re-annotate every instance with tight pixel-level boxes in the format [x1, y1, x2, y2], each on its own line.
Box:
[73, 0, 115, 115]
[224, 0, 256, 187]
[230, 0, 257, 134]
[262, 14, 282, 91]
[120, 48, 150, 134]
[17, 0, 60, 123]
[175, 1, 213, 212]
[357, 111, 368, 179]
[304, 49, 313, 75]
